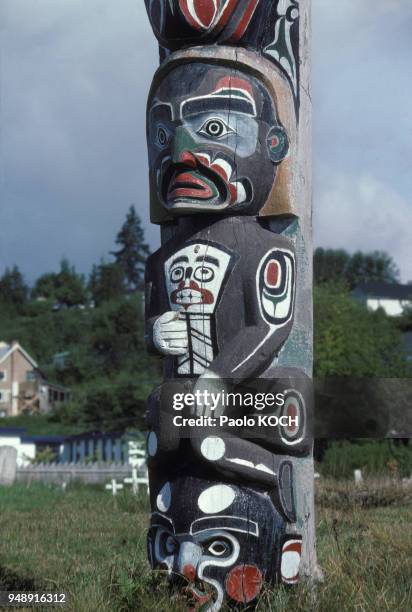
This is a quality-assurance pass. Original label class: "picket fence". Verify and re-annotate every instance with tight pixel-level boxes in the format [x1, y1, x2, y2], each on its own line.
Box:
[16, 462, 148, 486]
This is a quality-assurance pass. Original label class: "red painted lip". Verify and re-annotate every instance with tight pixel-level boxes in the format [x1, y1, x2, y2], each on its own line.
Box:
[168, 171, 214, 200]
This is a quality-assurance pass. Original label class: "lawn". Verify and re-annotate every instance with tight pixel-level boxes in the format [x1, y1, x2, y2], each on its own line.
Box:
[0, 480, 411, 611]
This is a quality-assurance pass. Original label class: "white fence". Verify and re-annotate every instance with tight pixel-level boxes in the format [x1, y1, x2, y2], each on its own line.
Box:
[16, 462, 148, 486]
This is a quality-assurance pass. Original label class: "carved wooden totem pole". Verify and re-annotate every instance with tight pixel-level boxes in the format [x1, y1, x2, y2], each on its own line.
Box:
[144, 1, 316, 608]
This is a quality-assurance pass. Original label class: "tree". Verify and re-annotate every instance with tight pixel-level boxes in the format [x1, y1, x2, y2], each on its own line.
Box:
[111, 205, 150, 291]
[0, 266, 28, 307]
[32, 260, 86, 306]
[314, 248, 400, 288]
[89, 262, 126, 306]
[314, 283, 410, 377]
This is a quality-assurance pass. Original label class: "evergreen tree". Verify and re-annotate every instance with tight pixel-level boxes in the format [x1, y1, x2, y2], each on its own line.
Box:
[89, 261, 126, 306]
[0, 265, 28, 306]
[314, 248, 400, 288]
[111, 205, 150, 291]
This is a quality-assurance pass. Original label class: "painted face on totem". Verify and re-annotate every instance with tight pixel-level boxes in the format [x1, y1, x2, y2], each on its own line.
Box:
[147, 477, 302, 611]
[165, 242, 232, 314]
[145, 0, 261, 46]
[148, 64, 289, 216]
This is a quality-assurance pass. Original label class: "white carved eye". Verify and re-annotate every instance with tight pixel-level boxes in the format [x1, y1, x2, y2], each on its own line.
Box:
[165, 535, 178, 554]
[198, 118, 234, 139]
[207, 540, 230, 556]
[194, 265, 214, 283]
[170, 266, 184, 283]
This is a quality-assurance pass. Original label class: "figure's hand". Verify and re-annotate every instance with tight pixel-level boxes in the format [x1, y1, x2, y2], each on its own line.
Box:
[152, 311, 188, 356]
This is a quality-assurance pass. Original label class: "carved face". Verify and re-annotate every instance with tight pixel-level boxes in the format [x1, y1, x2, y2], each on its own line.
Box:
[165, 242, 232, 314]
[148, 64, 289, 216]
[147, 477, 299, 610]
[145, 0, 261, 46]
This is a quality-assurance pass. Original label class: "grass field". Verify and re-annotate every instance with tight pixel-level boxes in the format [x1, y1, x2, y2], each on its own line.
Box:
[0, 480, 411, 611]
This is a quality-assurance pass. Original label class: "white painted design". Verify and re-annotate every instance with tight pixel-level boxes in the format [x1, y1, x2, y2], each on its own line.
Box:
[165, 243, 231, 375]
[264, 0, 299, 95]
[226, 457, 276, 476]
[200, 436, 226, 461]
[157, 482, 172, 512]
[153, 310, 188, 356]
[281, 538, 302, 584]
[197, 532, 240, 612]
[147, 431, 158, 457]
[197, 484, 235, 514]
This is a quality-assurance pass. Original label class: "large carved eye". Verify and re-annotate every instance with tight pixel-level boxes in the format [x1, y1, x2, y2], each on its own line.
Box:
[170, 267, 184, 283]
[194, 265, 214, 283]
[198, 118, 234, 139]
[207, 539, 231, 557]
[156, 125, 170, 148]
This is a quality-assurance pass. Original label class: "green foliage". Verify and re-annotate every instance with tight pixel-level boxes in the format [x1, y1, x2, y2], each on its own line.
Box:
[320, 440, 412, 479]
[314, 283, 411, 377]
[30, 446, 57, 464]
[314, 248, 400, 288]
[0, 266, 28, 309]
[89, 262, 126, 306]
[111, 205, 150, 291]
[32, 259, 86, 306]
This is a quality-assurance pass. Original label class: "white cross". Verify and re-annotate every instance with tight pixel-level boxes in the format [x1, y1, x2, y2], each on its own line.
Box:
[124, 467, 149, 495]
[105, 479, 124, 496]
[124, 467, 139, 494]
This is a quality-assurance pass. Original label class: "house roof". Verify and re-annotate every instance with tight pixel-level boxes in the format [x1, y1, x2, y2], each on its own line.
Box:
[0, 342, 38, 368]
[354, 282, 412, 301]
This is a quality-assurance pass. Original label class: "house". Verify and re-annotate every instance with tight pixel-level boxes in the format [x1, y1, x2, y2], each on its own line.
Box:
[0, 427, 145, 466]
[353, 282, 412, 317]
[0, 341, 70, 417]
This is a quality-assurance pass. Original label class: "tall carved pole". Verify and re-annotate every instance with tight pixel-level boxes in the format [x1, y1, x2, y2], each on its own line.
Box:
[144, 1, 316, 608]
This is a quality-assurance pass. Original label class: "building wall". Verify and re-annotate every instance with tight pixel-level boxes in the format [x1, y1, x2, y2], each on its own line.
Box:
[0, 435, 36, 467]
[0, 350, 36, 416]
[367, 297, 407, 317]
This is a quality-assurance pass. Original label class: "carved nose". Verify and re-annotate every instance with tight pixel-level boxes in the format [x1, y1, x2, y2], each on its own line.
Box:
[182, 564, 196, 583]
[179, 151, 197, 167]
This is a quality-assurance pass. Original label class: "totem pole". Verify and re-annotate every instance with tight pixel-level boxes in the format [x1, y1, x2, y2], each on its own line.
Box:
[144, 1, 316, 608]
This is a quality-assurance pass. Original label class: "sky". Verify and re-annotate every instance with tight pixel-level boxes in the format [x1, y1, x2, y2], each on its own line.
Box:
[1, 0, 411, 284]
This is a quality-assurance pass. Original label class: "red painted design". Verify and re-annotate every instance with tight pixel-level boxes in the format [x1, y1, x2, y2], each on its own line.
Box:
[225, 564, 263, 603]
[265, 260, 281, 288]
[286, 403, 298, 433]
[169, 171, 214, 200]
[281, 539, 302, 584]
[179, 0, 237, 32]
[171, 280, 215, 310]
[228, 0, 260, 42]
[214, 76, 253, 96]
[182, 564, 196, 583]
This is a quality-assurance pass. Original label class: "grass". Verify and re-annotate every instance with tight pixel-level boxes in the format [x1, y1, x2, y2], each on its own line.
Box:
[0, 480, 411, 611]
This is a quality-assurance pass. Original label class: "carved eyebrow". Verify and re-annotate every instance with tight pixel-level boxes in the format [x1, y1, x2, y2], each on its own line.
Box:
[151, 101, 174, 121]
[181, 96, 255, 118]
[196, 255, 219, 266]
[190, 516, 259, 536]
[171, 256, 189, 267]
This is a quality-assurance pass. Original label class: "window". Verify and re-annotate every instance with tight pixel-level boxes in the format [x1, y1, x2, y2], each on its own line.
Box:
[26, 371, 37, 382]
[0, 370, 7, 381]
[0, 391, 9, 403]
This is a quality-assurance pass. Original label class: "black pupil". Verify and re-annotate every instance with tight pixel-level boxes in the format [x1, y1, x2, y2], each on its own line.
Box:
[208, 121, 223, 136]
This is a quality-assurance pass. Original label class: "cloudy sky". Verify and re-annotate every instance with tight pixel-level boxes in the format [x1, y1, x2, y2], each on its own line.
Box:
[1, 0, 411, 284]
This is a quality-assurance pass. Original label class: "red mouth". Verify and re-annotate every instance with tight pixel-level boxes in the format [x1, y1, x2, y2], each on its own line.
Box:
[168, 171, 214, 200]
[171, 281, 214, 310]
